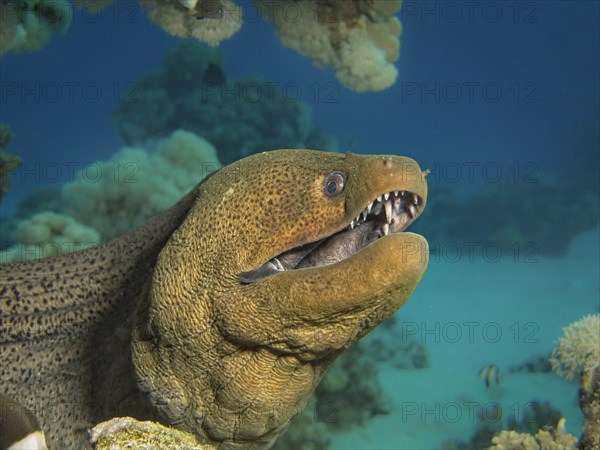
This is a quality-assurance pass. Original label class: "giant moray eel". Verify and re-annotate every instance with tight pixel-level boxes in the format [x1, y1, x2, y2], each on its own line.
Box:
[0, 150, 428, 449]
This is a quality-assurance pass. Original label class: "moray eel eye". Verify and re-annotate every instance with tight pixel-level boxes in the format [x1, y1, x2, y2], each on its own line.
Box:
[323, 172, 345, 197]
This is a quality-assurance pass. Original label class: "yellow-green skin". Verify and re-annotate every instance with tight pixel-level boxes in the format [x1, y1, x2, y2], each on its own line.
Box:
[1, 150, 428, 449]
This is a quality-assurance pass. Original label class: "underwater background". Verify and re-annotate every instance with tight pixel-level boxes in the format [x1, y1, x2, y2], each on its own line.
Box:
[0, 0, 598, 448]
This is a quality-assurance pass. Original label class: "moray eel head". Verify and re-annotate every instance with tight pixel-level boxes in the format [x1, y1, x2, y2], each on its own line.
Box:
[132, 150, 428, 449]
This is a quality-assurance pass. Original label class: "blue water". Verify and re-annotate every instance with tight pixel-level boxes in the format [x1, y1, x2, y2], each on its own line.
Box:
[1, 0, 598, 448]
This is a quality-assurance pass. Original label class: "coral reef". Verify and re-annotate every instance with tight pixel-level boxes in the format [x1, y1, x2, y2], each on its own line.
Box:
[63, 129, 220, 241]
[445, 400, 572, 450]
[312, 317, 428, 430]
[412, 175, 600, 257]
[89, 417, 215, 449]
[255, 0, 403, 92]
[550, 314, 600, 449]
[509, 353, 552, 374]
[272, 397, 331, 450]
[464, 315, 599, 449]
[114, 40, 336, 165]
[0, 124, 21, 200]
[140, 0, 242, 46]
[0, 0, 72, 55]
[443, 403, 504, 450]
[1, 187, 69, 254]
[413, 125, 600, 257]
[0, 130, 219, 262]
[277, 316, 428, 449]
[15, 187, 63, 219]
[550, 314, 600, 385]
[0, 211, 101, 263]
[489, 418, 578, 450]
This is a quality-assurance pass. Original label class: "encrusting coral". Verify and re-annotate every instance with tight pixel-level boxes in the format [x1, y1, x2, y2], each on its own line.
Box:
[0, 124, 21, 200]
[0, 0, 72, 55]
[63, 129, 221, 241]
[255, 0, 403, 92]
[550, 313, 600, 449]
[140, 0, 242, 46]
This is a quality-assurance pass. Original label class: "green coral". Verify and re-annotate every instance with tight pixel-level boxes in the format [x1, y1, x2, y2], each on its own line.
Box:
[0, 124, 21, 200]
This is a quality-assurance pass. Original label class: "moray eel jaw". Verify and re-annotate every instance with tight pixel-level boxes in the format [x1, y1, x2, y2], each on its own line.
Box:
[132, 150, 428, 449]
[241, 186, 425, 281]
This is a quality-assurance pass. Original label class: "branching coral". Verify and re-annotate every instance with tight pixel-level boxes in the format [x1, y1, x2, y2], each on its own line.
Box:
[255, 0, 403, 92]
[0, 0, 72, 55]
[0, 124, 22, 200]
[140, 0, 242, 46]
[63, 129, 221, 241]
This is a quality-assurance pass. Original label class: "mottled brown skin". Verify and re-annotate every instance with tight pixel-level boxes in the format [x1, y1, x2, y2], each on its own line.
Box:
[0, 150, 428, 449]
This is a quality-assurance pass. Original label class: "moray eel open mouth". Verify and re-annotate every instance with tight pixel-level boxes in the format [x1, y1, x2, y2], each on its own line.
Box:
[239, 189, 424, 283]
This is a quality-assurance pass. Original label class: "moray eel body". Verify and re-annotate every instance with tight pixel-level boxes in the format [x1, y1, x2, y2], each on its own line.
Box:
[0, 150, 428, 449]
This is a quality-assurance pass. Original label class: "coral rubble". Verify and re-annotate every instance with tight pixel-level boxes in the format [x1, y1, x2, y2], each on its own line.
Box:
[255, 0, 403, 92]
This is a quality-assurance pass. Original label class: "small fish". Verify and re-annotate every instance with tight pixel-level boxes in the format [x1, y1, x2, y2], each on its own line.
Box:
[479, 364, 500, 388]
[0, 394, 48, 450]
[202, 63, 226, 86]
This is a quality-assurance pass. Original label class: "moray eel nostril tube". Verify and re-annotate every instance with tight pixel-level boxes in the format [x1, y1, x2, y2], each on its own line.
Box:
[0, 150, 429, 449]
